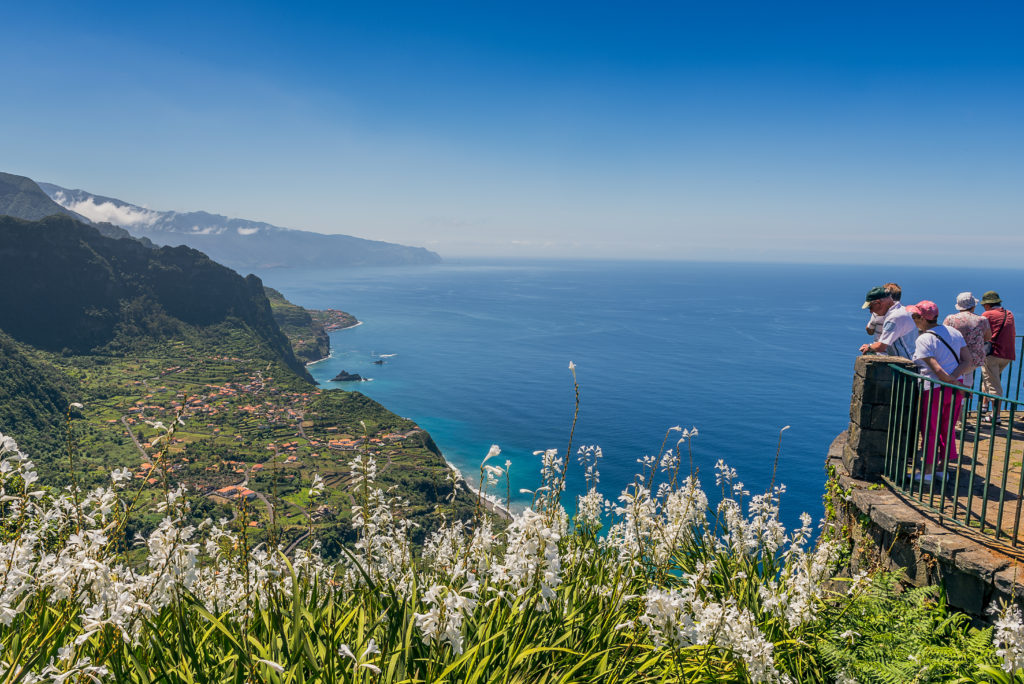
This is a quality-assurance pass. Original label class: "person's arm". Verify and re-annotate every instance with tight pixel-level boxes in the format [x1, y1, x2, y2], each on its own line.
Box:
[948, 357, 974, 383]
[983, 317, 992, 342]
[864, 315, 906, 355]
[860, 340, 889, 354]
[921, 357, 958, 384]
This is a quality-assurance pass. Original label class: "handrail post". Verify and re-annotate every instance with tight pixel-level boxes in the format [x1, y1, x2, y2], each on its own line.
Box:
[845, 355, 917, 481]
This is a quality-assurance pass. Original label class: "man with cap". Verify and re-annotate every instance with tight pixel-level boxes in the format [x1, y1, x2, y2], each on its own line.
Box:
[981, 291, 1017, 423]
[866, 282, 902, 340]
[859, 286, 916, 359]
[942, 292, 992, 378]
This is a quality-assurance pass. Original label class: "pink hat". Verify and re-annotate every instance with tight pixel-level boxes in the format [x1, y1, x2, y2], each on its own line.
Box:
[906, 300, 939, 321]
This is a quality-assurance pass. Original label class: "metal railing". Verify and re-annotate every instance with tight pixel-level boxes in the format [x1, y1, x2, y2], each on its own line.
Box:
[882, 339, 1024, 546]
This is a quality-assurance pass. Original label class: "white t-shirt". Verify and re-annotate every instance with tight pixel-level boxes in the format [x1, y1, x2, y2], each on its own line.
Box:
[877, 302, 917, 359]
[867, 312, 885, 340]
[913, 325, 967, 388]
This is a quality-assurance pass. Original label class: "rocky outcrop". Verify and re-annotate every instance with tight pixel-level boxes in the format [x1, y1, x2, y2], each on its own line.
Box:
[330, 370, 364, 382]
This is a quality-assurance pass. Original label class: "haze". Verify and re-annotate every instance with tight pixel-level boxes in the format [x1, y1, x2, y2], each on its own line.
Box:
[2, 1, 1022, 264]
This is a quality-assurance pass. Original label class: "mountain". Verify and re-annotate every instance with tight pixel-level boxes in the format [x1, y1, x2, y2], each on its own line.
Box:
[40, 182, 442, 271]
[0, 214, 312, 382]
[0, 171, 89, 222]
[0, 172, 146, 243]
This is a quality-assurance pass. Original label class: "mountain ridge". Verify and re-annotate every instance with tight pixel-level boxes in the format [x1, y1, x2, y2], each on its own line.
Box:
[40, 181, 442, 272]
[0, 172, 145, 243]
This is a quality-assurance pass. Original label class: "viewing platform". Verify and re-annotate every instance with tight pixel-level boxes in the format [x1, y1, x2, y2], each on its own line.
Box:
[831, 337, 1024, 620]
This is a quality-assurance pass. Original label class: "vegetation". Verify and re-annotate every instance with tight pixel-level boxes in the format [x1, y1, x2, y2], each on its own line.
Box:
[0, 215, 477, 561]
[265, 286, 357, 363]
[0, 213, 1017, 682]
[0, 406, 1019, 683]
[0, 214, 309, 381]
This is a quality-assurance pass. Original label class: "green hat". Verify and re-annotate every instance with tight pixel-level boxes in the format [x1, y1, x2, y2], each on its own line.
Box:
[981, 290, 1002, 305]
[862, 286, 890, 309]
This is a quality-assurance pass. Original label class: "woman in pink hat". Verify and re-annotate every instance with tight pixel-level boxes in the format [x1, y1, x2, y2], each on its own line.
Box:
[907, 300, 973, 483]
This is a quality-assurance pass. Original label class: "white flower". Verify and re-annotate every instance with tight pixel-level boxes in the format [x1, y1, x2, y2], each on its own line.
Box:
[361, 638, 380, 659]
[110, 467, 132, 485]
[308, 473, 325, 498]
[991, 602, 1024, 673]
[482, 444, 501, 465]
[257, 659, 285, 673]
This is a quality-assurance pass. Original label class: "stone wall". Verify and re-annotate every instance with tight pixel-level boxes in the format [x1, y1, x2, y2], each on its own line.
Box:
[843, 354, 915, 480]
[832, 355, 1024, 620]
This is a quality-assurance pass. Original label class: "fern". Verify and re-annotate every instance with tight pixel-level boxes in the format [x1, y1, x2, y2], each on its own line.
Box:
[819, 572, 1000, 682]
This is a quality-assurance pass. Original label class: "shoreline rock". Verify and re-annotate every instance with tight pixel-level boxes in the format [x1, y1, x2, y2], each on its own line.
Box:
[330, 370, 364, 382]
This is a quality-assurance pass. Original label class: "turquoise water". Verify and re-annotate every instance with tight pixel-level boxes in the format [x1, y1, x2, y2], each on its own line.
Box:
[262, 260, 1024, 528]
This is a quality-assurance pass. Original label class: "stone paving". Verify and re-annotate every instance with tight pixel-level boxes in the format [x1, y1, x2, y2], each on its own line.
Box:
[893, 411, 1024, 550]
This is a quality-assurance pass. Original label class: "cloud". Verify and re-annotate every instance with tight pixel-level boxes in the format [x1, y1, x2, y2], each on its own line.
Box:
[237, 227, 259, 236]
[53, 192, 159, 228]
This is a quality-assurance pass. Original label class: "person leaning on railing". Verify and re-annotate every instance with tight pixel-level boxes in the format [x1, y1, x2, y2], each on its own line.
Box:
[865, 282, 902, 341]
[859, 285, 917, 359]
[981, 290, 1017, 425]
[906, 300, 974, 478]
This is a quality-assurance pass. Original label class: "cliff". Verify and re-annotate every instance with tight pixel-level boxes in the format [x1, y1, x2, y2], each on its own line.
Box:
[0, 214, 312, 382]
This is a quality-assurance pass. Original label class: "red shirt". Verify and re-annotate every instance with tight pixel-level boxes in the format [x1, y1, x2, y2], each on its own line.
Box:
[983, 307, 1017, 360]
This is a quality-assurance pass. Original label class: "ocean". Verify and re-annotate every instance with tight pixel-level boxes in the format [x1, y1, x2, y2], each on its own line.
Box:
[262, 260, 1024, 530]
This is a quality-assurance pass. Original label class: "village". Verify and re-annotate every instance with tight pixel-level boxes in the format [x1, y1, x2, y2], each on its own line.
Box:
[73, 347, 456, 555]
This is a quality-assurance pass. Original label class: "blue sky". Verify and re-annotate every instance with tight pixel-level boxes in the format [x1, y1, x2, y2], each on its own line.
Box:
[2, 1, 1021, 262]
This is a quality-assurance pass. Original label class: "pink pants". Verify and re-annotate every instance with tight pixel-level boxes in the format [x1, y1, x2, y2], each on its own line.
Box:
[919, 385, 962, 466]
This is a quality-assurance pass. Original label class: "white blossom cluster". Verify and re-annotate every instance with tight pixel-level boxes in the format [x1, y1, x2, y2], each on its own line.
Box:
[0, 423, 848, 682]
[991, 601, 1024, 674]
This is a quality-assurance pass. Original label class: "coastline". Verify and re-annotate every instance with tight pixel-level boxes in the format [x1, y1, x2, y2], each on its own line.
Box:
[305, 319, 362, 367]
[310, 322, 514, 522]
[444, 460, 514, 521]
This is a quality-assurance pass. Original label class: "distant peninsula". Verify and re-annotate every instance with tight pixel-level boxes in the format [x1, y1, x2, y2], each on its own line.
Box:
[31, 178, 443, 272]
[264, 286, 358, 365]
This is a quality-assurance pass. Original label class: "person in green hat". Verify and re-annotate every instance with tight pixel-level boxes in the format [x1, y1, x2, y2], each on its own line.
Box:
[859, 285, 916, 359]
[980, 291, 1016, 424]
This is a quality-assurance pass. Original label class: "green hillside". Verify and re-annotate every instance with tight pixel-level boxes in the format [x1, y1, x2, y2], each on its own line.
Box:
[0, 214, 310, 380]
[0, 214, 480, 555]
[265, 286, 359, 363]
[0, 331, 73, 457]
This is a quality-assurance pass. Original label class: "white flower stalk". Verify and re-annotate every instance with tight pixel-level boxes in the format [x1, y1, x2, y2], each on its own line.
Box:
[481, 444, 501, 466]
[536, 449, 564, 493]
[351, 483, 416, 586]
[606, 484, 660, 568]
[491, 508, 562, 612]
[348, 452, 378, 487]
[991, 601, 1024, 674]
[576, 444, 602, 489]
[308, 472, 325, 498]
[640, 586, 791, 683]
[575, 489, 606, 528]
[651, 476, 708, 563]
[413, 583, 478, 654]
